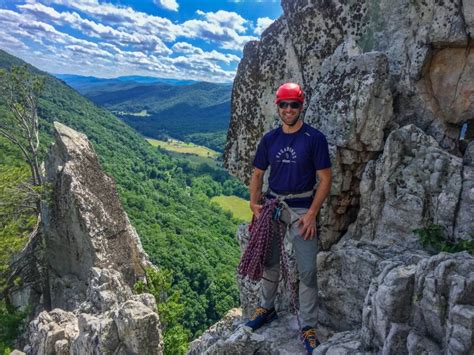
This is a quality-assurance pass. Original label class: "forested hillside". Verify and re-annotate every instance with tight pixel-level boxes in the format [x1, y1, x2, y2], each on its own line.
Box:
[57, 74, 197, 90]
[0, 50, 241, 352]
[60, 75, 231, 152]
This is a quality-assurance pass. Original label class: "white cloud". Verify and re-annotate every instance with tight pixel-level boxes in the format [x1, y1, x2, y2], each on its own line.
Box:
[0, 1, 251, 82]
[44, 0, 181, 42]
[182, 10, 257, 50]
[154, 0, 179, 12]
[178, 49, 240, 65]
[0, 33, 29, 51]
[64, 44, 113, 58]
[254, 17, 274, 35]
[196, 9, 247, 33]
[172, 42, 203, 55]
[18, 3, 172, 54]
[36, 1, 255, 50]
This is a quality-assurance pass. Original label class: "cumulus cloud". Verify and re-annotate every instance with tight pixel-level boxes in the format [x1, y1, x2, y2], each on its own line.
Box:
[36, 1, 255, 50]
[154, 0, 179, 12]
[182, 10, 257, 50]
[0, 1, 254, 82]
[171, 42, 240, 65]
[44, 0, 180, 41]
[196, 9, 247, 33]
[254, 17, 274, 35]
[172, 42, 203, 55]
[18, 3, 172, 53]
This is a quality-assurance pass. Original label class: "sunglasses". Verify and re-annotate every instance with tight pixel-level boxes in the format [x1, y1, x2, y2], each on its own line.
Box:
[278, 101, 302, 109]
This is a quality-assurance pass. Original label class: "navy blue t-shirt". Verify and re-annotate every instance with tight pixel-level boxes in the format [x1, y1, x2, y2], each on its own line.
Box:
[253, 122, 331, 208]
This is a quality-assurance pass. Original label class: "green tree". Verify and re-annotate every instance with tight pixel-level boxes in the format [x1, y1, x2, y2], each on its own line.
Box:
[134, 268, 191, 354]
[0, 140, 35, 354]
[0, 65, 45, 353]
[0, 65, 44, 188]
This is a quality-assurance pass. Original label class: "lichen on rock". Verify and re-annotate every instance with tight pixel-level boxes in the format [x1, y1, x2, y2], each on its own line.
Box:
[201, 0, 474, 353]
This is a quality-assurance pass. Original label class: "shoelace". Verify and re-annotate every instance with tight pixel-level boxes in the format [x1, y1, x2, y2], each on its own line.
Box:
[251, 307, 267, 320]
[302, 328, 318, 348]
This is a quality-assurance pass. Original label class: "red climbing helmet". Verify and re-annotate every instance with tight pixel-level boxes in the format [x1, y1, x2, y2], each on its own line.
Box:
[275, 82, 305, 104]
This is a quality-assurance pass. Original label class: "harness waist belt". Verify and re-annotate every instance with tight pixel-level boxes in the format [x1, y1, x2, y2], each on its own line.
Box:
[267, 189, 314, 200]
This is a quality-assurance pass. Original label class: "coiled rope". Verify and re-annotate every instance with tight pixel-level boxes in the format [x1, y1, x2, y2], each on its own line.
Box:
[237, 198, 303, 335]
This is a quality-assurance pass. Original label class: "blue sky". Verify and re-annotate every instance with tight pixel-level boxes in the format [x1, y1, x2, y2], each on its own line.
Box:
[0, 0, 282, 82]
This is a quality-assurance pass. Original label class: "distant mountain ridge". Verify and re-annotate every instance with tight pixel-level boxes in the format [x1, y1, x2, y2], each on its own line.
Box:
[56, 74, 198, 88]
[58, 74, 233, 151]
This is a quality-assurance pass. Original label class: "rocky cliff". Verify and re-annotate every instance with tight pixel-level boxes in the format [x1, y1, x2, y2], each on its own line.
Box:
[8, 122, 163, 354]
[193, 0, 474, 354]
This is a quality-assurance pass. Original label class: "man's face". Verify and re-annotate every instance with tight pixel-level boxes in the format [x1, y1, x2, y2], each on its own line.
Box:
[277, 100, 303, 126]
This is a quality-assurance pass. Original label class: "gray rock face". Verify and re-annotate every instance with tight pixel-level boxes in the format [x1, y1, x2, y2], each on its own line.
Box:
[281, 0, 367, 93]
[205, 0, 474, 353]
[349, 125, 464, 249]
[361, 252, 474, 354]
[25, 268, 163, 355]
[42, 121, 151, 310]
[17, 122, 163, 354]
[455, 143, 474, 240]
[188, 309, 314, 355]
[305, 39, 393, 248]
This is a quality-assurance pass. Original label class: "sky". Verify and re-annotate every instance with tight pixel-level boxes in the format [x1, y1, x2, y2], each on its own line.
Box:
[0, 0, 283, 82]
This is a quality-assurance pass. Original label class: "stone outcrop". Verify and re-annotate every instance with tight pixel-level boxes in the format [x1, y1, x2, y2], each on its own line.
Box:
[349, 124, 464, 249]
[188, 309, 319, 355]
[25, 268, 162, 355]
[41, 122, 151, 311]
[361, 252, 474, 354]
[11, 122, 163, 354]
[192, 0, 474, 354]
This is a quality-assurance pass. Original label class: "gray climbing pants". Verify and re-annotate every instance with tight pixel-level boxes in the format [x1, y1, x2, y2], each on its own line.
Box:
[260, 207, 319, 328]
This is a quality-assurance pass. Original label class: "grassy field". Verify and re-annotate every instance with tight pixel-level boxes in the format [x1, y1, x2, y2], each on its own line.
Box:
[211, 195, 252, 222]
[166, 150, 222, 169]
[146, 137, 220, 159]
[114, 110, 150, 117]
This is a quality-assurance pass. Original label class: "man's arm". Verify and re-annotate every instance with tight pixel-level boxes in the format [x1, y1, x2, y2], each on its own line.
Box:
[299, 167, 332, 240]
[249, 167, 265, 218]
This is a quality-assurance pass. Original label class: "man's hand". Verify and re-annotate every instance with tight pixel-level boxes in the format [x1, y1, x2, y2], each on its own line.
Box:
[249, 167, 265, 219]
[298, 211, 317, 240]
[250, 202, 263, 219]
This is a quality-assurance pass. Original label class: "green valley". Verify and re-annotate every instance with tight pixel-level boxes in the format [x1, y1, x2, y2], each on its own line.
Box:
[0, 50, 244, 354]
[59, 75, 232, 152]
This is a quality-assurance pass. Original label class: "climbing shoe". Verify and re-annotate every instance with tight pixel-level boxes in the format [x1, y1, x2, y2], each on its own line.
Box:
[245, 307, 277, 330]
[301, 326, 320, 354]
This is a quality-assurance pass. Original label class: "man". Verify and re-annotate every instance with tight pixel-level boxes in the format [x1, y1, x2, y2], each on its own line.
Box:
[245, 82, 332, 354]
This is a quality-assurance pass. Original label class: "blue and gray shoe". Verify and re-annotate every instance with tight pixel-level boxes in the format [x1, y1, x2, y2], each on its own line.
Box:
[301, 326, 321, 354]
[245, 307, 277, 331]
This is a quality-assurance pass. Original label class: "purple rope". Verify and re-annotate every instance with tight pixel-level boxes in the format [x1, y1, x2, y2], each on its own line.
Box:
[237, 198, 280, 281]
[238, 198, 306, 348]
